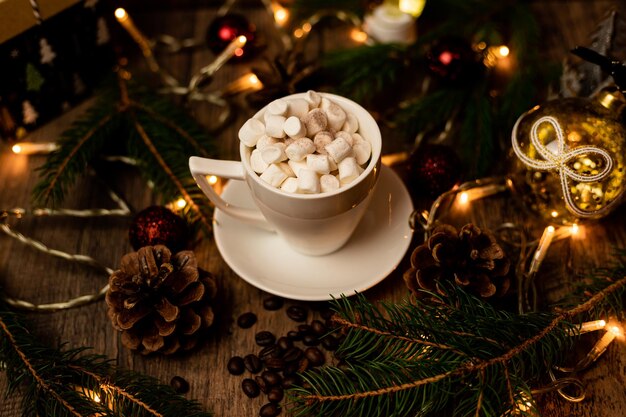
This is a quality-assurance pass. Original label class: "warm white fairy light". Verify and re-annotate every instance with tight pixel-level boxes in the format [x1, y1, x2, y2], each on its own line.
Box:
[571, 223, 579, 235]
[398, 0, 426, 17]
[175, 198, 187, 209]
[498, 45, 510, 57]
[528, 225, 555, 275]
[587, 324, 622, 361]
[459, 192, 469, 205]
[11, 142, 59, 155]
[350, 28, 368, 43]
[220, 72, 264, 96]
[208, 175, 218, 185]
[272, 3, 289, 26]
[575, 319, 607, 335]
[456, 184, 508, 206]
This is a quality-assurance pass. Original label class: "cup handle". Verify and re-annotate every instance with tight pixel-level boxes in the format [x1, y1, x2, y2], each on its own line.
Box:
[189, 156, 274, 231]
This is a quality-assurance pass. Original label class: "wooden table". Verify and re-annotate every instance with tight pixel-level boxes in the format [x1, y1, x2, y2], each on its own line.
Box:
[1, 2, 625, 416]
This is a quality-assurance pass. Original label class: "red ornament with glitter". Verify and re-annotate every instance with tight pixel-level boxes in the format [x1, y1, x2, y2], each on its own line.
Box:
[408, 144, 463, 198]
[129, 206, 189, 253]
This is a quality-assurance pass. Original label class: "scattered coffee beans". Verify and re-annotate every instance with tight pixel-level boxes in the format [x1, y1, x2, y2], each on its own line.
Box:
[263, 296, 284, 310]
[242, 378, 260, 398]
[244, 354, 263, 373]
[170, 376, 189, 394]
[237, 312, 257, 328]
[267, 387, 284, 403]
[304, 347, 325, 366]
[227, 356, 245, 375]
[259, 402, 281, 417]
[255, 331, 276, 347]
[286, 305, 308, 322]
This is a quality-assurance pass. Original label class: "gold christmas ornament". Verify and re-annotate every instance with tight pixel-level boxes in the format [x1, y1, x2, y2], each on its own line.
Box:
[509, 88, 626, 224]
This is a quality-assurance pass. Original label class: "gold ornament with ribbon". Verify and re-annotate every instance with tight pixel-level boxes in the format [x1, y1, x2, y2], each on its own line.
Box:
[509, 88, 626, 224]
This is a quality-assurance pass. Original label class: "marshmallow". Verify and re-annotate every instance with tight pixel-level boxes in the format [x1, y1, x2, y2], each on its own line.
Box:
[256, 135, 278, 151]
[285, 138, 315, 162]
[278, 161, 295, 177]
[338, 157, 360, 184]
[265, 115, 287, 138]
[321, 98, 346, 131]
[287, 98, 310, 119]
[313, 131, 333, 154]
[320, 174, 340, 193]
[284, 137, 295, 147]
[303, 109, 328, 137]
[328, 156, 338, 172]
[250, 149, 269, 173]
[325, 137, 353, 163]
[280, 177, 299, 193]
[306, 154, 331, 174]
[261, 143, 287, 164]
[297, 169, 320, 194]
[238, 118, 265, 147]
[335, 131, 354, 146]
[288, 159, 308, 177]
[352, 133, 371, 165]
[267, 99, 289, 117]
[283, 116, 306, 139]
[304, 90, 321, 108]
[260, 164, 288, 187]
[341, 113, 359, 133]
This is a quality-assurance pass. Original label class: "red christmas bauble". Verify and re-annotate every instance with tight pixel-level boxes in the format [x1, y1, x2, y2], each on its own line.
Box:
[426, 37, 481, 83]
[408, 144, 462, 198]
[129, 206, 189, 253]
[206, 14, 257, 59]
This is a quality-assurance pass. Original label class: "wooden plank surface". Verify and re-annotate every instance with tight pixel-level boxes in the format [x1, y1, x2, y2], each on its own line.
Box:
[1, 2, 626, 416]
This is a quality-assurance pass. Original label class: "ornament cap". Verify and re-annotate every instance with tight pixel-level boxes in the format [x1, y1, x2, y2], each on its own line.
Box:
[571, 46, 626, 93]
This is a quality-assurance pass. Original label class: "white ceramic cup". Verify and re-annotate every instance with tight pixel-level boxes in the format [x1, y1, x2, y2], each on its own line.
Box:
[189, 92, 382, 256]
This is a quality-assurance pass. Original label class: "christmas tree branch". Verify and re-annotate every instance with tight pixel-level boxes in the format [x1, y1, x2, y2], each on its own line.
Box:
[292, 272, 626, 417]
[0, 298, 213, 417]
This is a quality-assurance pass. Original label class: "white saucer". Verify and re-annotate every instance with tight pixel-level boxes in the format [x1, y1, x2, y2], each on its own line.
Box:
[213, 165, 414, 301]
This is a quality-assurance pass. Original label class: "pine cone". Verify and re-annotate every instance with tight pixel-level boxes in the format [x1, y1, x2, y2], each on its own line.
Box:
[106, 245, 217, 355]
[403, 224, 511, 299]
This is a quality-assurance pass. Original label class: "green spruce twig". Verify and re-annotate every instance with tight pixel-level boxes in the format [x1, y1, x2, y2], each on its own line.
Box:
[0, 298, 212, 417]
[290, 272, 626, 417]
[32, 72, 215, 234]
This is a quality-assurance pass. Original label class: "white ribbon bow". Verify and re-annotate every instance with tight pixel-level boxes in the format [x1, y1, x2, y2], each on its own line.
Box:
[511, 115, 614, 218]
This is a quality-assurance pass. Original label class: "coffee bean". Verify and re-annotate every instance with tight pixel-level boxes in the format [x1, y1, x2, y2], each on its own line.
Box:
[311, 320, 327, 336]
[259, 345, 278, 359]
[259, 402, 281, 417]
[297, 324, 312, 334]
[287, 330, 302, 341]
[321, 335, 339, 351]
[267, 387, 284, 403]
[302, 333, 319, 346]
[237, 312, 257, 329]
[282, 374, 302, 389]
[242, 378, 260, 398]
[255, 375, 269, 393]
[304, 347, 325, 366]
[263, 296, 284, 311]
[262, 370, 282, 387]
[282, 347, 303, 363]
[244, 354, 263, 373]
[265, 357, 285, 371]
[286, 305, 308, 322]
[170, 376, 189, 394]
[255, 331, 276, 347]
[276, 336, 292, 351]
[320, 308, 334, 320]
[298, 358, 310, 373]
[227, 356, 245, 375]
[283, 361, 299, 376]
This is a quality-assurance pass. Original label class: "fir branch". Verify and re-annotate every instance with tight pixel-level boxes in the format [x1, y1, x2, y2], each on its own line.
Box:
[32, 74, 216, 234]
[291, 274, 626, 417]
[0, 298, 212, 417]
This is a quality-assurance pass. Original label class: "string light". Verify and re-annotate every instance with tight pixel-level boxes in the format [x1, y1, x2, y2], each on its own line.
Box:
[11, 142, 59, 155]
[398, 0, 427, 17]
[456, 184, 508, 206]
[350, 28, 368, 43]
[574, 319, 607, 335]
[219, 72, 264, 96]
[175, 198, 187, 209]
[114, 8, 158, 72]
[272, 2, 289, 26]
[528, 225, 555, 275]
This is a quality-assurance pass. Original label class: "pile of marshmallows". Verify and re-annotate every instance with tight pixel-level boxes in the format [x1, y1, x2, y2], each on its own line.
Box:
[238, 91, 371, 194]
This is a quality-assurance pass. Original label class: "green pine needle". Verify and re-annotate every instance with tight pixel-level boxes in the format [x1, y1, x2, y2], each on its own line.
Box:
[0, 298, 212, 417]
[32, 75, 216, 234]
[290, 269, 626, 417]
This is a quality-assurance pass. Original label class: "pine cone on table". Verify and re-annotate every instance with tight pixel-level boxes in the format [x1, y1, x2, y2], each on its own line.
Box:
[106, 245, 217, 355]
[403, 224, 511, 299]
